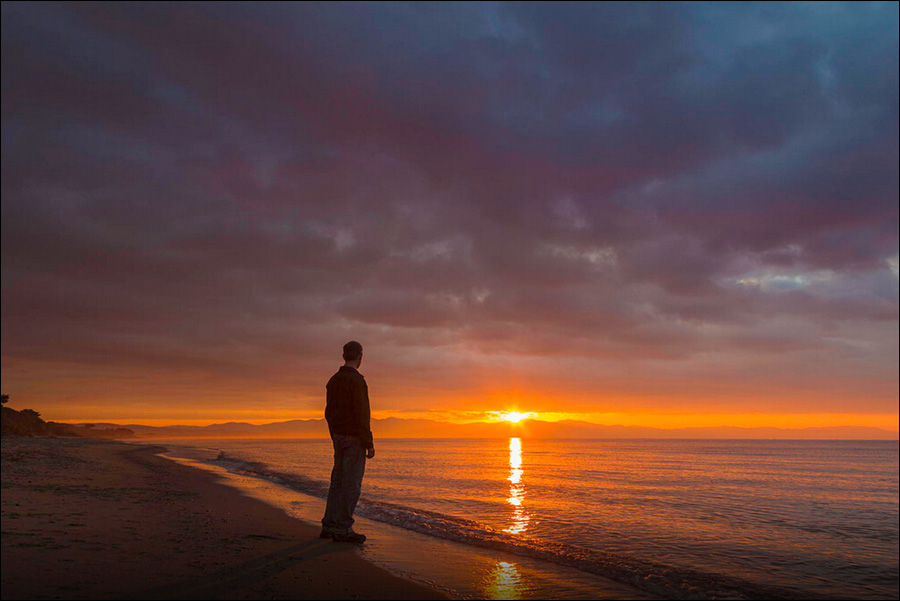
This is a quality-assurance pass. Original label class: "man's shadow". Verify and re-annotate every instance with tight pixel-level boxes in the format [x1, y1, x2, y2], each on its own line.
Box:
[124, 537, 354, 600]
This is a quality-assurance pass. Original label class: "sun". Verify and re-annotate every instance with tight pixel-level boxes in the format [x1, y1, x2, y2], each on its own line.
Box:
[498, 411, 537, 423]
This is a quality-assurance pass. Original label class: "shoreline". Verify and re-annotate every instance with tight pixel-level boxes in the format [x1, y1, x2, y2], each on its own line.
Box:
[155, 441, 659, 600]
[139, 437, 891, 601]
[1, 436, 446, 600]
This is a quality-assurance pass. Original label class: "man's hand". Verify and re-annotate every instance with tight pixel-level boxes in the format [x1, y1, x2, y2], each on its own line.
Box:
[366, 446, 375, 459]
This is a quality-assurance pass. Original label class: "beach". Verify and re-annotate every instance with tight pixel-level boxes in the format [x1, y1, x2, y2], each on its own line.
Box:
[0, 437, 446, 600]
[156, 437, 899, 600]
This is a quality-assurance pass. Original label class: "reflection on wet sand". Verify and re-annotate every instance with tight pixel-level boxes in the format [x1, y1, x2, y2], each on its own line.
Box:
[486, 560, 523, 600]
[505, 437, 529, 535]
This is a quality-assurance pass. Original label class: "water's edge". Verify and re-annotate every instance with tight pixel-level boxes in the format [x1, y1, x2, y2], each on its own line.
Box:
[150, 447, 465, 599]
[158, 443, 824, 601]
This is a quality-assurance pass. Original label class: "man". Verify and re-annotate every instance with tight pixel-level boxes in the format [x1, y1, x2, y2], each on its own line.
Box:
[320, 340, 375, 543]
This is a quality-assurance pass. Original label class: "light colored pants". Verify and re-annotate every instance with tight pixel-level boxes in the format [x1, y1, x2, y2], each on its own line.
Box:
[321, 433, 367, 532]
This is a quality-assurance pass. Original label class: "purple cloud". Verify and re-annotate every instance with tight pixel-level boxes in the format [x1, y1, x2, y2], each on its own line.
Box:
[2, 2, 897, 418]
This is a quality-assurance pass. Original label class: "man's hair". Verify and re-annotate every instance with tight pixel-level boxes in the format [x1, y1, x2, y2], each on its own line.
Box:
[342, 340, 363, 362]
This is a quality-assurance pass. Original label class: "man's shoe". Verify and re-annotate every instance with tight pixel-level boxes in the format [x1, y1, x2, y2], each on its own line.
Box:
[331, 529, 367, 543]
[319, 526, 339, 539]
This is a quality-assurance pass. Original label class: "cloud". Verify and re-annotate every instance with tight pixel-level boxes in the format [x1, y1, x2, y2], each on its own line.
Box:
[2, 2, 897, 418]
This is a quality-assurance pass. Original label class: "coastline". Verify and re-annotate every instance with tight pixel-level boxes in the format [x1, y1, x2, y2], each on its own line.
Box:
[156, 441, 659, 600]
[0, 436, 446, 600]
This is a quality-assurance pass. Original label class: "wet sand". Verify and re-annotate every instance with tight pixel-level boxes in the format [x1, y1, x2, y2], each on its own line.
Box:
[0, 437, 446, 600]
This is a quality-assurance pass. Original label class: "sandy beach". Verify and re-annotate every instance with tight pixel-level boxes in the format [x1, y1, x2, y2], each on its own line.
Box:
[0, 437, 446, 600]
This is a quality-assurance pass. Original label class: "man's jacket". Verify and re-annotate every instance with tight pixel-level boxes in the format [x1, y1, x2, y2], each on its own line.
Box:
[325, 365, 374, 449]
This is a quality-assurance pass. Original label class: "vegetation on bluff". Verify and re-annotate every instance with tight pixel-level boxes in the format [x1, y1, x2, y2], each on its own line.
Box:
[0, 394, 134, 438]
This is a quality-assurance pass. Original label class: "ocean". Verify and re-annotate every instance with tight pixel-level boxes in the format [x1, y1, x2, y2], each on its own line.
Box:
[156, 438, 899, 600]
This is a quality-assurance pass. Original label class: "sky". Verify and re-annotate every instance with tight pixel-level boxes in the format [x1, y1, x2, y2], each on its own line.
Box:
[1, 2, 898, 429]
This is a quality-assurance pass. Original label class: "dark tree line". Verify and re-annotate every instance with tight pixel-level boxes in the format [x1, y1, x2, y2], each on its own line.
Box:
[0, 394, 134, 438]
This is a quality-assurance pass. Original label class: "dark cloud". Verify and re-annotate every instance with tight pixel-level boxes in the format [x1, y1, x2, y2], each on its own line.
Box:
[2, 2, 897, 417]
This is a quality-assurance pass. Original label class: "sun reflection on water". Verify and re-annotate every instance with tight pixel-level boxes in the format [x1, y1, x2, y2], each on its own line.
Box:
[505, 437, 529, 535]
[485, 560, 523, 600]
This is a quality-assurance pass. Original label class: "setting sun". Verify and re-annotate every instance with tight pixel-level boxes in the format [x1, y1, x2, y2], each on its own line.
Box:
[498, 412, 537, 423]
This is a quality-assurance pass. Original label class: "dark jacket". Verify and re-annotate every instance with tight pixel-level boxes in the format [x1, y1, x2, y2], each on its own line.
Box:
[325, 365, 374, 449]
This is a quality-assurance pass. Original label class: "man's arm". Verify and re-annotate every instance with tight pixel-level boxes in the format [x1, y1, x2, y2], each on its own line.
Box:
[355, 378, 374, 452]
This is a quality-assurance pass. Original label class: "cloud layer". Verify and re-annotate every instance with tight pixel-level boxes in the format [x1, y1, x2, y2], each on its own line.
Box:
[2, 2, 897, 421]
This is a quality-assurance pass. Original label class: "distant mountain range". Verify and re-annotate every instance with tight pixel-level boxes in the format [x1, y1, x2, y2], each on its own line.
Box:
[74, 417, 899, 440]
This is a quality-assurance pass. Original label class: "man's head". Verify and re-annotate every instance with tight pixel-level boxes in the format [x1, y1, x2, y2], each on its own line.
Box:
[342, 340, 363, 366]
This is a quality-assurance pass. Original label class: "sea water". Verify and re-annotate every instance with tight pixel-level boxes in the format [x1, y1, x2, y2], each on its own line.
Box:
[155, 438, 898, 600]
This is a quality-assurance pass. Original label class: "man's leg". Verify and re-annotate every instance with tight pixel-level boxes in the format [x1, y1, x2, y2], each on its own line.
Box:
[343, 436, 367, 526]
[321, 436, 344, 534]
[332, 434, 367, 532]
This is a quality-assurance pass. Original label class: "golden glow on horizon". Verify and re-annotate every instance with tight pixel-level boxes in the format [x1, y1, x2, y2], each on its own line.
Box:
[374, 410, 899, 432]
[19, 396, 896, 434]
[39, 411, 900, 433]
[8, 356, 896, 433]
[526, 412, 900, 431]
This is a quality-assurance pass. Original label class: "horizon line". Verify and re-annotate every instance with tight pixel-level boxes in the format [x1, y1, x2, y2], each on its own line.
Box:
[56, 416, 900, 436]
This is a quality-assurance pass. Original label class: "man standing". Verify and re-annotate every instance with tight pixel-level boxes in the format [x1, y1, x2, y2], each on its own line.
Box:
[320, 340, 375, 543]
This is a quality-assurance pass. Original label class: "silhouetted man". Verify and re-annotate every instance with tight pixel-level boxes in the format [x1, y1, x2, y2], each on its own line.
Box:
[320, 340, 375, 543]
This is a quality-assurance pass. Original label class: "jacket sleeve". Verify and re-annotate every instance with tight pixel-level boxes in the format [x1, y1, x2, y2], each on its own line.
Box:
[355, 378, 374, 449]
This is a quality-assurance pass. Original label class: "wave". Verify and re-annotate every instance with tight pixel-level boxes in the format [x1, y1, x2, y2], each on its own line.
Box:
[212, 454, 821, 600]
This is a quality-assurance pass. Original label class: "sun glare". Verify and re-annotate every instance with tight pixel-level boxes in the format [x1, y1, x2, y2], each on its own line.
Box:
[498, 411, 537, 423]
